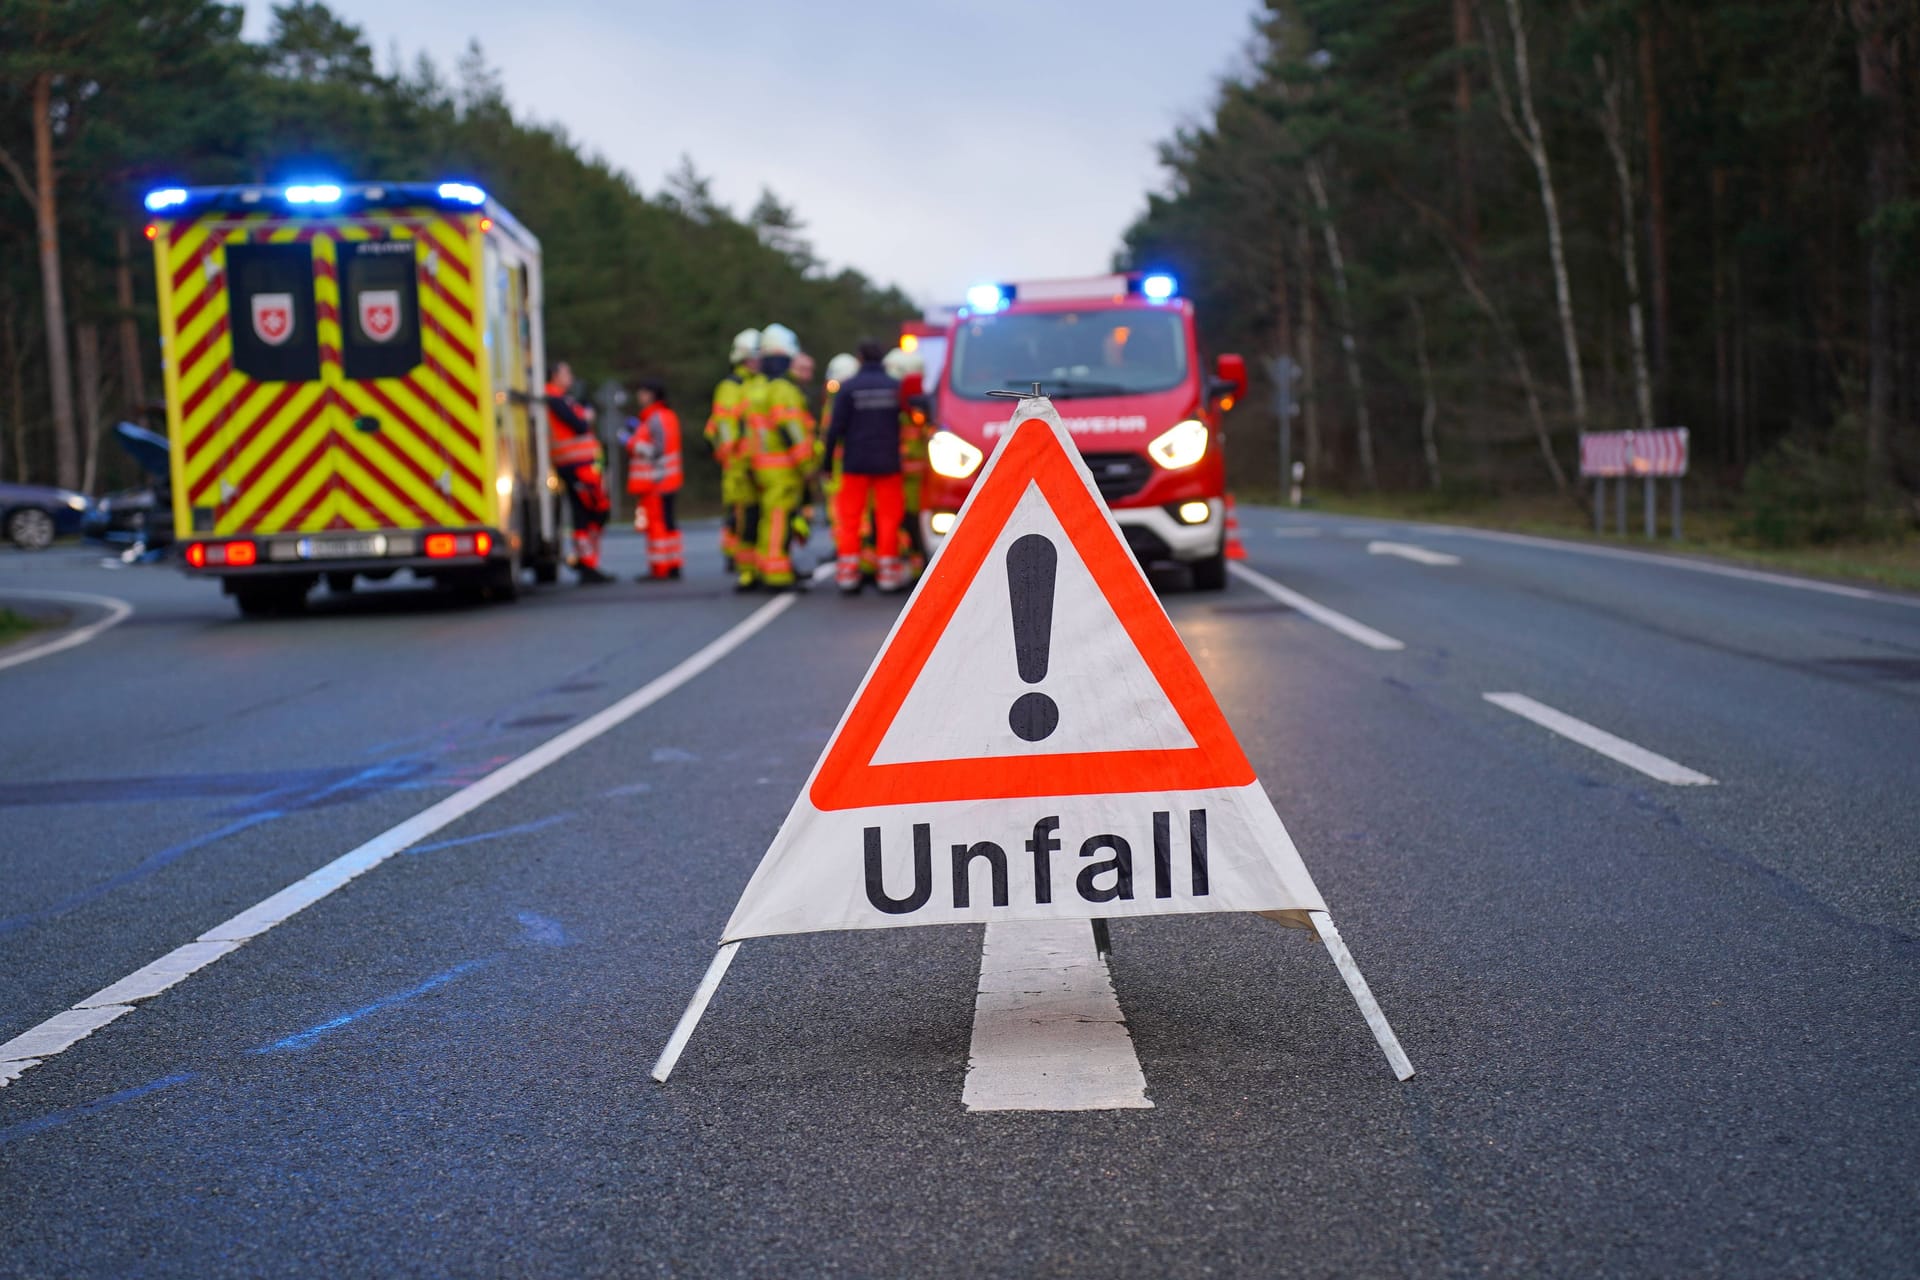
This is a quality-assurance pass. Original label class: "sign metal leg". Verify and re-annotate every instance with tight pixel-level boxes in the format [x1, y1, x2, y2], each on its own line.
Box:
[1673, 479, 1683, 542]
[1309, 911, 1414, 1081]
[651, 941, 741, 1083]
[1644, 475, 1655, 539]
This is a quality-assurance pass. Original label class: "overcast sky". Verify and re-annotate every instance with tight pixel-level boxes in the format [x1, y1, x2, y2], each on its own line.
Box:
[242, 0, 1259, 308]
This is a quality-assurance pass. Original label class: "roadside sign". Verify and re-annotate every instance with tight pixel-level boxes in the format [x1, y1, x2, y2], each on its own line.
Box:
[653, 398, 1413, 1085]
[1579, 429, 1688, 478]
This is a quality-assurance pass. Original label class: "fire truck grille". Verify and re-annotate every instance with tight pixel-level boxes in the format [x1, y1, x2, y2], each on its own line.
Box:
[1080, 452, 1152, 502]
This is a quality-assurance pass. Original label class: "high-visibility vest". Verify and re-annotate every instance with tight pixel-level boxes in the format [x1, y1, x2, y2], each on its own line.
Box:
[706, 366, 750, 463]
[547, 381, 600, 468]
[753, 376, 814, 475]
[628, 404, 683, 493]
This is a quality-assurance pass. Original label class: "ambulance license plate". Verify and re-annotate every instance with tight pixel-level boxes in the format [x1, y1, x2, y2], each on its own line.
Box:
[298, 535, 387, 560]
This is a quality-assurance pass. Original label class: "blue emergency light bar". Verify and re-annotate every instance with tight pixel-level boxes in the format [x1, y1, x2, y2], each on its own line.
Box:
[966, 283, 1010, 314]
[143, 187, 188, 213]
[436, 182, 487, 206]
[1140, 273, 1178, 301]
[284, 183, 343, 205]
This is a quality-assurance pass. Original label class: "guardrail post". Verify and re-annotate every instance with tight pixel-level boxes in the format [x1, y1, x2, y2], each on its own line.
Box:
[1594, 478, 1604, 535]
[1672, 479, 1683, 542]
[1615, 474, 1626, 535]
[1644, 474, 1655, 539]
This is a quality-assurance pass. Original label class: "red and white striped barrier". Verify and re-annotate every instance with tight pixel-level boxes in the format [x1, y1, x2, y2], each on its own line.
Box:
[1580, 429, 1689, 478]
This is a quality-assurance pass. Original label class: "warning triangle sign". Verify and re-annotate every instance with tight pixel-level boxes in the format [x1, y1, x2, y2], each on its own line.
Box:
[721, 400, 1329, 943]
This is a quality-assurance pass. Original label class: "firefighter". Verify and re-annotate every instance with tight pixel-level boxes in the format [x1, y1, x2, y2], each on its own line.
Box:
[545, 360, 612, 584]
[625, 377, 683, 581]
[744, 323, 811, 591]
[706, 329, 760, 572]
[822, 340, 908, 594]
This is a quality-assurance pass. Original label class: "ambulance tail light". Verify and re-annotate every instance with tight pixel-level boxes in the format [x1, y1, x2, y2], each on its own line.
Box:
[424, 531, 490, 558]
[185, 540, 258, 567]
[1147, 419, 1209, 470]
[928, 430, 985, 479]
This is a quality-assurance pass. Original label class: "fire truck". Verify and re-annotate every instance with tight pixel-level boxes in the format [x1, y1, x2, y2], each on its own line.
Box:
[920, 273, 1246, 589]
[144, 180, 562, 615]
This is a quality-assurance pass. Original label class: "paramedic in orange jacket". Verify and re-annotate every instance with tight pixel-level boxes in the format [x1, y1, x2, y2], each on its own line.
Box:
[625, 377, 684, 580]
[545, 361, 612, 584]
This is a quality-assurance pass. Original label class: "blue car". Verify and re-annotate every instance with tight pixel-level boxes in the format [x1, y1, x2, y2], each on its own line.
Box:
[0, 481, 91, 550]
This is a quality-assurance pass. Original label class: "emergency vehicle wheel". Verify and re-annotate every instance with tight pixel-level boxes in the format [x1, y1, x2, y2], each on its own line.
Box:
[486, 553, 522, 602]
[325, 572, 355, 594]
[1190, 549, 1229, 591]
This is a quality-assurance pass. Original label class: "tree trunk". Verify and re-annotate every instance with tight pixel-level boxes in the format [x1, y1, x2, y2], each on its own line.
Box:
[30, 73, 80, 491]
[1850, 0, 1902, 482]
[1637, 12, 1670, 416]
[1305, 160, 1377, 489]
[2, 308, 22, 482]
[1595, 50, 1656, 433]
[114, 225, 148, 420]
[1454, 0, 1480, 265]
[1298, 223, 1321, 483]
[1409, 296, 1443, 490]
[1489, 0, 1589, 434]
[1712, 167, 1731, 462]
[76, 322, 102, 495]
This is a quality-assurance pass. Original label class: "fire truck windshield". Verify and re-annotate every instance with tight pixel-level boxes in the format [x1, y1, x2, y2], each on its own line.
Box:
[947, 308, 1187, 399]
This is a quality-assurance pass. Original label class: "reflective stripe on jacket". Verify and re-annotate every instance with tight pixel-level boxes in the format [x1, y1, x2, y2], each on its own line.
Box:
[547, 381, 600, 467]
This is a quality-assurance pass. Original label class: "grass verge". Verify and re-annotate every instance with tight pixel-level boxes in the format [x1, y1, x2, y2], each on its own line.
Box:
[0, 607, 45, 646]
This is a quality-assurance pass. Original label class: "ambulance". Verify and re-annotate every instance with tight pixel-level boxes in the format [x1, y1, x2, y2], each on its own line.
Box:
[921, 273, 1246, 589]
[144, 180, 562, 615]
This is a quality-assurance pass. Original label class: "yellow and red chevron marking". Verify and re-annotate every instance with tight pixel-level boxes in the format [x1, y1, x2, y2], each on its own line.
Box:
[160, 210, 492, 538]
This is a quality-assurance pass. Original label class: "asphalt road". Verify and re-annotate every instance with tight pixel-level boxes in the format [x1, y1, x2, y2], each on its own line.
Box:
[2, 510, 1917, 1278]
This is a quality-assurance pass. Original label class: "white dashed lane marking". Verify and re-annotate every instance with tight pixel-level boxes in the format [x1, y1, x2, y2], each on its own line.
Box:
[1367, 540, 1461, 566]
[963, 920, 1152, 1112]
[1485, 692, 1717, 786]
[1227, 563, 1406, 651]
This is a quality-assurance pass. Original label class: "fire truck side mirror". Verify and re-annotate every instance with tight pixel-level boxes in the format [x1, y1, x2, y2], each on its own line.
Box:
[1213, 353, 1248, 404]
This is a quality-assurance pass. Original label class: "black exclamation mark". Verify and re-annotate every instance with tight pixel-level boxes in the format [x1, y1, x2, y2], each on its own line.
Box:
[1006, 533, 1059, 742]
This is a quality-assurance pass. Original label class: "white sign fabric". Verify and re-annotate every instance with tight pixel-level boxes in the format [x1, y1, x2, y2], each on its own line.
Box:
[718, 398, 1328, 944]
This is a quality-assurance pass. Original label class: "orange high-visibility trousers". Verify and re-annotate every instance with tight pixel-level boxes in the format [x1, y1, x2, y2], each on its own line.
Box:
[835, 473, 904, 560]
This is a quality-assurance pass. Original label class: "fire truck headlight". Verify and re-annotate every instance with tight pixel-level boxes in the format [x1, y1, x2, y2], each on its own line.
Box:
[928, 430, 984, 479]
[1147, 419, 1209, 470]
[929, 512, 958, 536]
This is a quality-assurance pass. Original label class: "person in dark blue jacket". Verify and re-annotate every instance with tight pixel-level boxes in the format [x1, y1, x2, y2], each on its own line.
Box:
[821, 340, 908, 593]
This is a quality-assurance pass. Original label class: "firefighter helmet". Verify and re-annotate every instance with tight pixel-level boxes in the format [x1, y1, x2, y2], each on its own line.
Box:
[759, 323, 799, 357]
[825, 353, 858, 388]
[729, 328, 761, 363]
[882, 347, 922, 379]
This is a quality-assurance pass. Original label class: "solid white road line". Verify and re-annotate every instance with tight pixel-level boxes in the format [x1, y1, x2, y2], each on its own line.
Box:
[0, 590, 133, 673]
[1228, 563, 1407, 652]
[1484, 692, 1717, 786]
[1431, 525, 1915, 606]
[1273, 527, 1323, 538]
[0, 590, 803, 1087]
[1367, 541, 1461, 566]
[963, 920, 1152, 1112]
